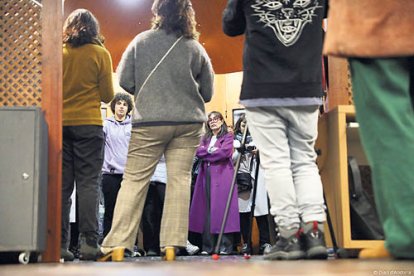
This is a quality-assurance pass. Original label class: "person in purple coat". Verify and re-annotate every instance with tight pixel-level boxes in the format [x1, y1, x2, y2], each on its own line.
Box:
[189, 111, 240, 255]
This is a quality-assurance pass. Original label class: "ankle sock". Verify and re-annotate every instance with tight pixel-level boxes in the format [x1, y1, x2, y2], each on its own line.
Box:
[303, 221, 324, 233]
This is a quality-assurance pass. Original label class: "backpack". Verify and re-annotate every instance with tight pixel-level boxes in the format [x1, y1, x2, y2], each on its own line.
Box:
[348, 156, 384, 240]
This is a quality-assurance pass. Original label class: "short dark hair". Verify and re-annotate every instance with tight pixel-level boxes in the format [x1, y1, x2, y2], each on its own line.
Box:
[63, 9, 104, 47]
[151, 0, 199, 40]
[110, 93, 134, 114]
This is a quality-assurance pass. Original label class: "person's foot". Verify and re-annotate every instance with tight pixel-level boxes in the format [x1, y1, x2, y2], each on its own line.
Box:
[359, 244, 391, 259]
[69, 246, 80, 259]
[303, 222, 328, 259]
[146, 249, 159, 256]
[79, 232, 102, 260]
[259, 243, 272, 255]
[186, 240, 200, 256]
[60, 248, 75, 262]
[160, 246, 177, 261]
[240, 243, 250, 255]
[98, 246, 125, 262]
[263, 231, 305, 260]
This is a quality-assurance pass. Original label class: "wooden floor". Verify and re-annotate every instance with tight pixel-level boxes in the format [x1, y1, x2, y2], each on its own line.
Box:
[0, 256, 413, 276]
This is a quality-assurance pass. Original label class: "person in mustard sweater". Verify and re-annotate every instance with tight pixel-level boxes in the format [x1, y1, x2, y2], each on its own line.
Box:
[61, 9, 114, 261]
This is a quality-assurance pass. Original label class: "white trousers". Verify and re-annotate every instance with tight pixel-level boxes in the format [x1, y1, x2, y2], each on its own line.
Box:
[246, 106, 326, 230]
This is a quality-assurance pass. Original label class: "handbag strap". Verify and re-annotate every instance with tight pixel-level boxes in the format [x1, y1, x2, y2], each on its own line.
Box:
[137, 36, 183, 95]
[348, 156, 364, 199]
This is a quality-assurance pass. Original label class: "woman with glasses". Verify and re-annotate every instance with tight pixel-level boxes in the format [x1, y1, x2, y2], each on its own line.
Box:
[189, 111, 240, 255]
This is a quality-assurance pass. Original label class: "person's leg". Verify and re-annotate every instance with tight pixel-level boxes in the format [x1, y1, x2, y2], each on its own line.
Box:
[350, 57, 414, 259]
[153, 183, 166, 253]
[61, 126, 76, 261]
[245, 108, 300, 232]
[220, 233, 234, 254]
[102, 126, 167, 252]
[72, 125, 104, 260]
[285, 106, 327, 259]
[239, 212, 250, 245]
[160, 124, 203, 248]
[101, 174, 122, 238]
[142, 183, 159, 255]
[246, 107, 304, 260]
[285, 106, 326, 224]
[256, 215, 271, 247]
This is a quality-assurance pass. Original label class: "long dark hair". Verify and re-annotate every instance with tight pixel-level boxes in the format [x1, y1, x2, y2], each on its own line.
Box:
[151, 0, 199, 40]
[233, 113, 252, 144]
[63, 9, 104, 47]
[234, 113, 248, 135]
[203, 111, 228, 142]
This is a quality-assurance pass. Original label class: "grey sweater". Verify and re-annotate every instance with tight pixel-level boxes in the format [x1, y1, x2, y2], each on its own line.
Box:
[116, 29, 214, 126]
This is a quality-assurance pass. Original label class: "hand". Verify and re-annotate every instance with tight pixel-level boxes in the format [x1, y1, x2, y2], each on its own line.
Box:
[236, 144, 246, 154]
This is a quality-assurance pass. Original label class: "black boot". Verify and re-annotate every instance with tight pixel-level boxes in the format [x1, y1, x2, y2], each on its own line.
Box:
[263, 230, 305, 260]
[79, 232, 102, 260]
[303, 221, 328, 259]
[60, 248, 75, 261]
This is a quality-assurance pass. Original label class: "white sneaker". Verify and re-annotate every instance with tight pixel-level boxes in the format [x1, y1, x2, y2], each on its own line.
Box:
[186, 240, 200, 255]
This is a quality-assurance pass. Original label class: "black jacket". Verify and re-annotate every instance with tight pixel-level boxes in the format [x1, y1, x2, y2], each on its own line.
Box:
[223, 0, 327, 100]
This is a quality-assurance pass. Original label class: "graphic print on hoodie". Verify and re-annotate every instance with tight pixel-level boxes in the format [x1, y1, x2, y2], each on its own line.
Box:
[251, 0, 323, 47]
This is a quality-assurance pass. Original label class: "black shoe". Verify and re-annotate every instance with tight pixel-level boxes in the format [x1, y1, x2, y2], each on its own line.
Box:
[303, 224, 328, 259]
[259, 243, 272, 255]
[240, 243, 250, 255]
[263, 232, 305, 260]
[79, 232, 102, 261]
[146, 249, 159, 257]
[60, 248, 75, 262]
[69, 245, 80, 259]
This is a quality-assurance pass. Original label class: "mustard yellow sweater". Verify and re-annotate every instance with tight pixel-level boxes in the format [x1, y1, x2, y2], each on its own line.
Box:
[63, 43, 114, 126]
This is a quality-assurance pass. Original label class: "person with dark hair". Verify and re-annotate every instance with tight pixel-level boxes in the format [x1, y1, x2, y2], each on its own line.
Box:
[232, 114, 271, 255]
[324, 0, 414, 259]
[223, 0, 328, 260]
[62, 8, 114, 261]
[101, 93, 133, 238]
[189, 111, 239, 255]
[100, 0, 213, 261]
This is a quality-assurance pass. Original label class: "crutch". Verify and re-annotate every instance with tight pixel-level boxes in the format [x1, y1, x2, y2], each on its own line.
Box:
[212, 122, 249, 260]
[245, 151, 260, 258]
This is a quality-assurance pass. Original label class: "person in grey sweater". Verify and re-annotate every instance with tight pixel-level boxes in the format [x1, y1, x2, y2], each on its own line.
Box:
[100, 0, 213, 261]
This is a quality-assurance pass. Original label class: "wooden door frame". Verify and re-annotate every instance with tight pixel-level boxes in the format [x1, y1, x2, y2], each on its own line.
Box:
[41, 0, 63, 263]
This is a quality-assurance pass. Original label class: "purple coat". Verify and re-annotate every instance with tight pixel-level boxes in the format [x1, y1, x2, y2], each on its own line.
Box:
[189, 132, 240, 234]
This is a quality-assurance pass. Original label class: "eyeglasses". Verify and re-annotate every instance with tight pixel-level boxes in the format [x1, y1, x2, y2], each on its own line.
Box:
[208, 116, 221, 123]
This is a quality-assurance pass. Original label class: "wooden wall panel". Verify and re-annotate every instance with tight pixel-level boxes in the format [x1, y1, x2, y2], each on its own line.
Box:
[0, 0, 42, 106]
[64, 0, 243, 74]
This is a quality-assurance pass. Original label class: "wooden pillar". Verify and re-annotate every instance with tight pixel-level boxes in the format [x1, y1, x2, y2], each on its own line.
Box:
[41, 0, 63, 263]
[326, 57, 353, 111]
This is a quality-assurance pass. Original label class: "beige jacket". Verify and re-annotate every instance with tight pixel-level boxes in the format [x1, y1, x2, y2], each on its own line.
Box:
[323, 0, 414, 58]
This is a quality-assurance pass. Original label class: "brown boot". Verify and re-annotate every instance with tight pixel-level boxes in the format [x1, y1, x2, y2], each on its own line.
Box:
[359, 243, 392, 259]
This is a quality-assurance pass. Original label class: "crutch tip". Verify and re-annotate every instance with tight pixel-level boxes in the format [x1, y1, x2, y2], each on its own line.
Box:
[212, 254, 220, 260]
[243, 253, 251, 260]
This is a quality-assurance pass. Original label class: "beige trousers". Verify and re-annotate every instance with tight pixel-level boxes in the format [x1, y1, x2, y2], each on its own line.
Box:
[102, 124, 203, 251]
